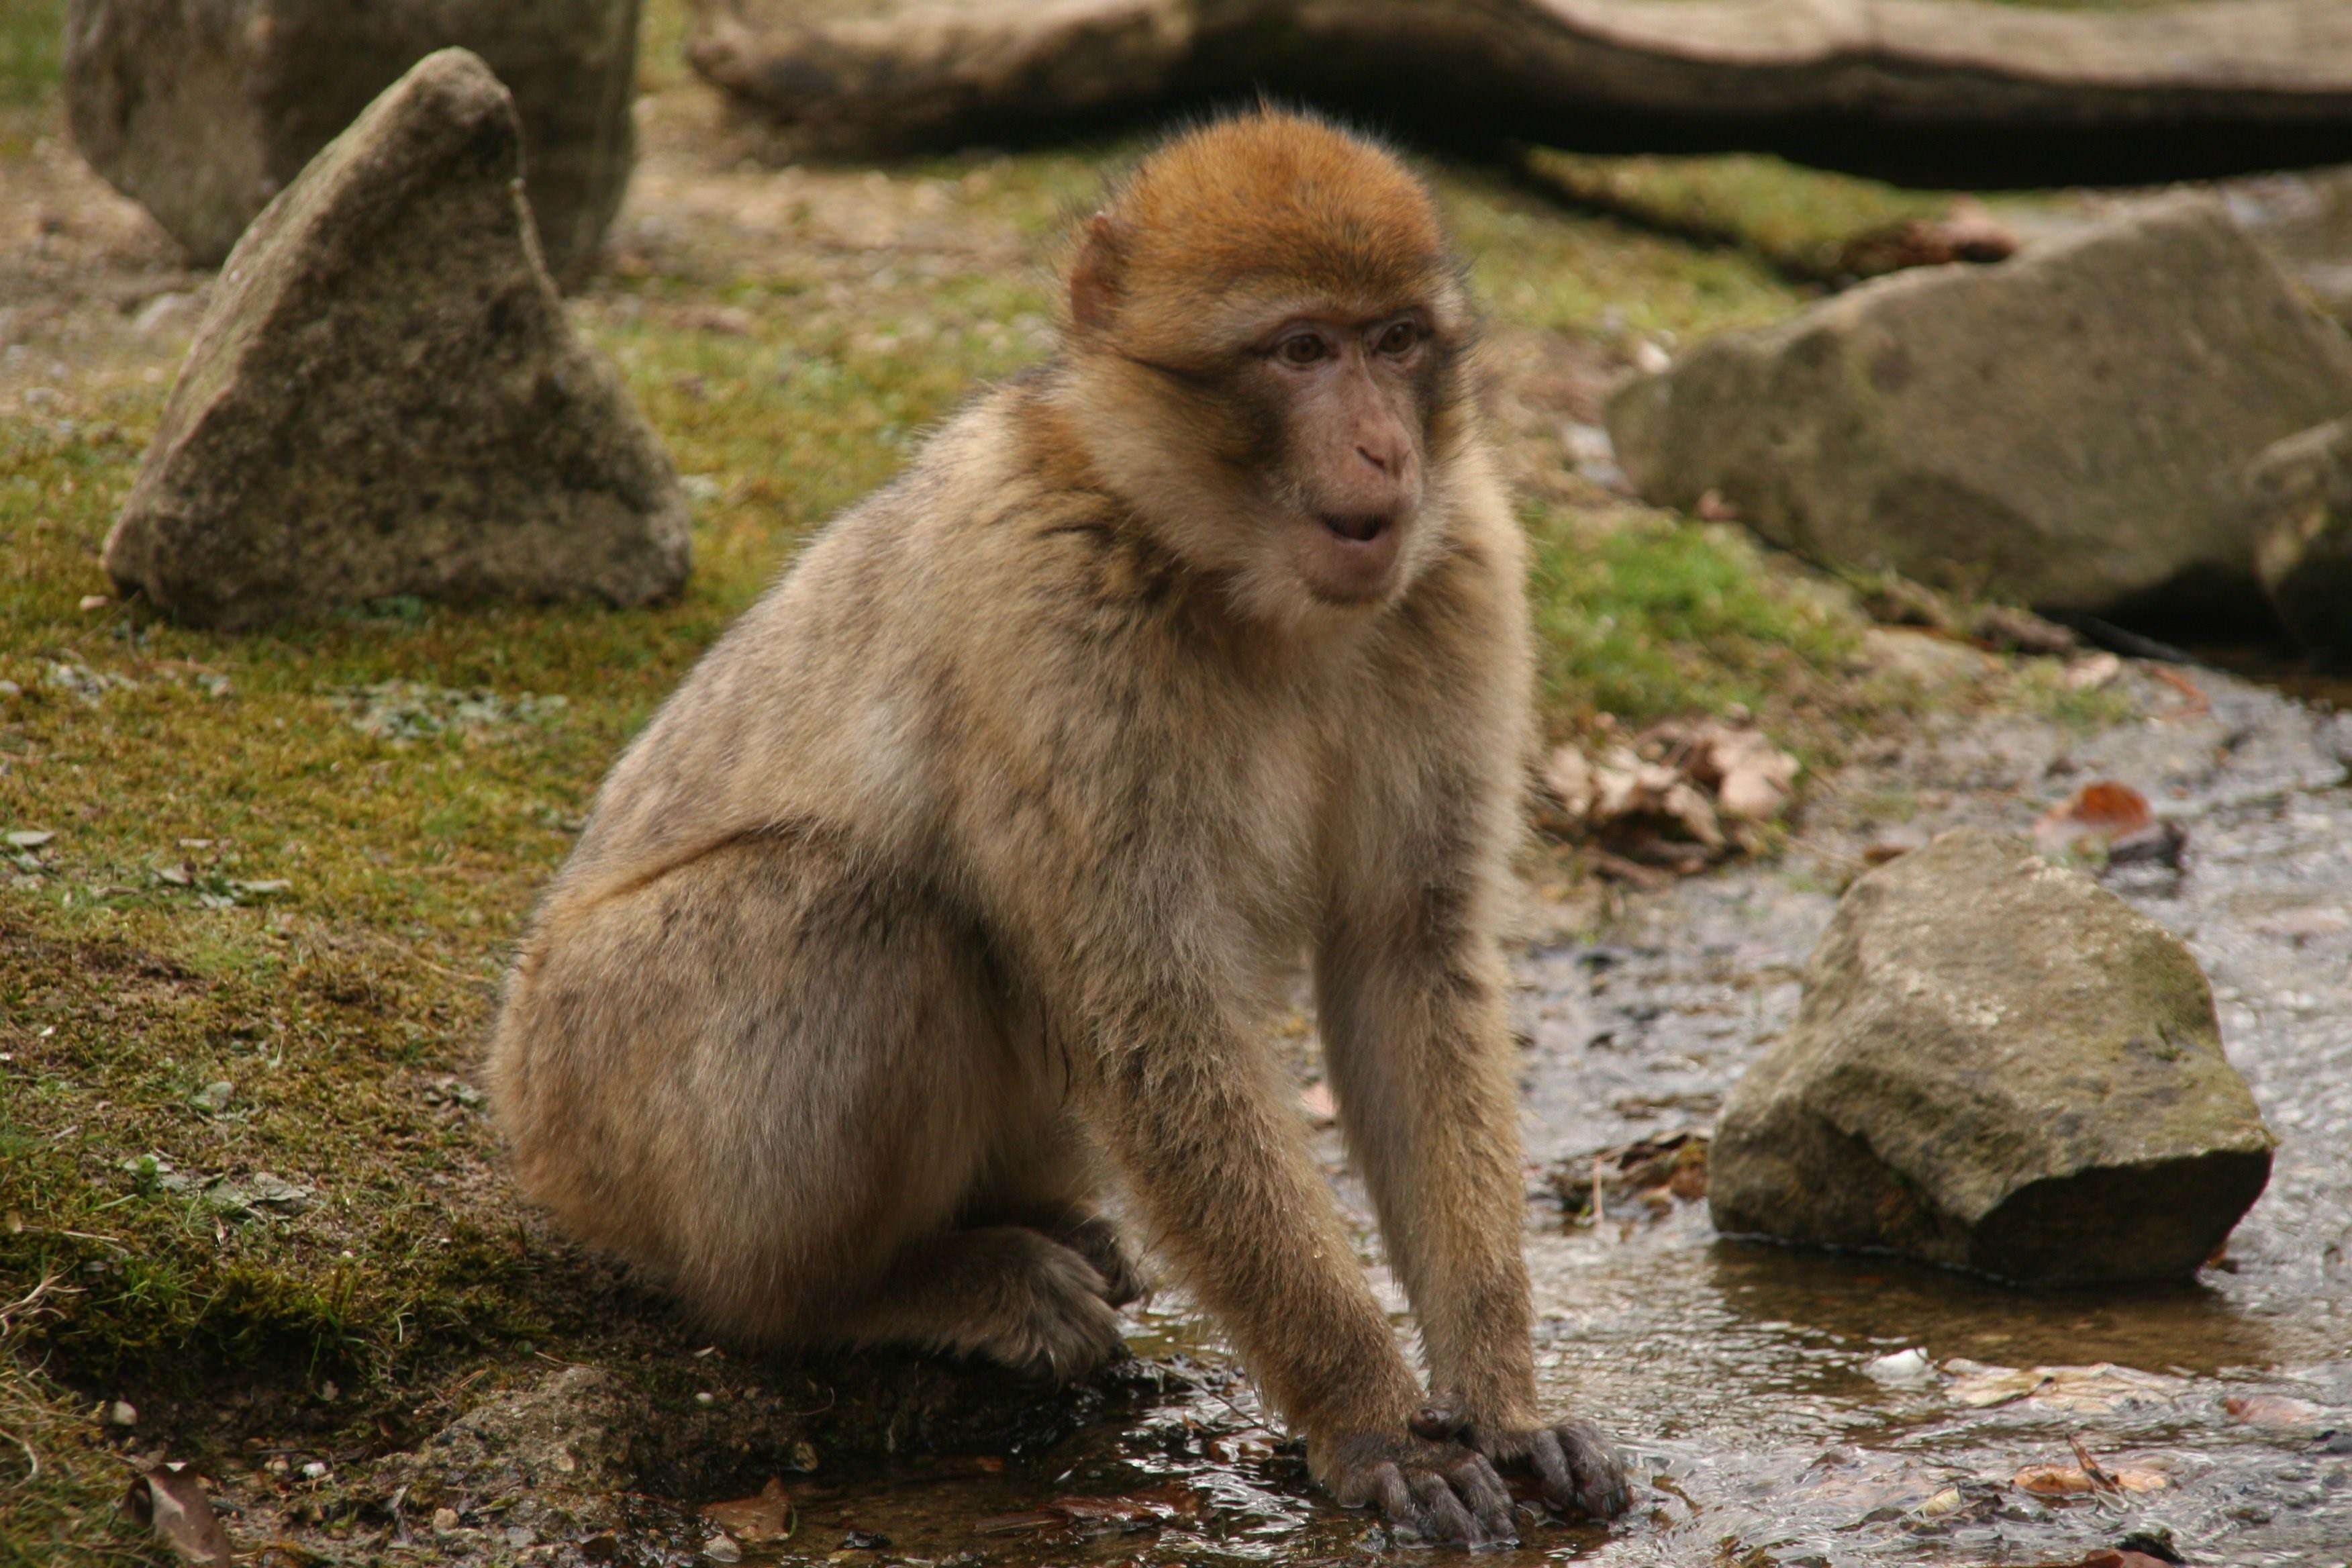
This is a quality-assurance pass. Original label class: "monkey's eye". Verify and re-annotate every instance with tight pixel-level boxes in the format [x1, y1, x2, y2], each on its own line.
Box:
[1375, 320, 1420, 356]
[1276, 334, 1328, 366]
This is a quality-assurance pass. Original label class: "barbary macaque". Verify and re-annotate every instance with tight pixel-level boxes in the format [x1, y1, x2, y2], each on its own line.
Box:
[490, 107, 1629, 1542]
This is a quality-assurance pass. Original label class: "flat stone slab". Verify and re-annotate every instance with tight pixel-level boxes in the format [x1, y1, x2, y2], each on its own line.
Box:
[1708, 828, 2275, 1285]
[102, 49, 690, 630]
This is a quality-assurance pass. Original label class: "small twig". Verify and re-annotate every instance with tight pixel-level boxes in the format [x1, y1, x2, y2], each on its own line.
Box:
[0, 1424, 37, 1479]
[2148, 665, 2210, 718]
[1590, 1157, 1607, 1225]
[2069, 1434, 2120, 1493]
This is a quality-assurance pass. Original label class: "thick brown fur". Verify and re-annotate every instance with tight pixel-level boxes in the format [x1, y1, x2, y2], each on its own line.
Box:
[489, 107, 1627, 1543]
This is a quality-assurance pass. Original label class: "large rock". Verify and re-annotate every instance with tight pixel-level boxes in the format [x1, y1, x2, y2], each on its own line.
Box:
[688, 0, 2352, 179]
[101, 50, 691, 630]
[2246, 416, 2352, 665]
[1606, 201, 2352, 626]
[65, 0, 640, 287]
[1708, 829, 2273, 1285]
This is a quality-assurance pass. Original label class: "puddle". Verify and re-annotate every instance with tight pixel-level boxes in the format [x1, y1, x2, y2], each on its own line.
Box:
[615, 666, 2351, 1567]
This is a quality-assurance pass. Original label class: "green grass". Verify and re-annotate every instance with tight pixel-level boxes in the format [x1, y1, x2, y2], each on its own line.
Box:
[1525, 507, 1862, 737]
[1521, 149, 1952, 285]
[0, 0, 61, 109]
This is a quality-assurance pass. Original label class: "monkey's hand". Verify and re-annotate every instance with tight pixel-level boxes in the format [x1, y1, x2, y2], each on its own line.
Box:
[1410, 1393, 1632, 1520]
[1314, 1429, 1520, 1545]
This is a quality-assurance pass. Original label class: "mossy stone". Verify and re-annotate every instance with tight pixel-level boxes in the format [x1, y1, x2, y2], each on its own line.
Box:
[1709, 828, 2274, 1284]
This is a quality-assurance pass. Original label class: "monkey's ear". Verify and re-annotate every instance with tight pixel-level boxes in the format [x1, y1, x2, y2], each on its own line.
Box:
[1069, 212, 1124, 336]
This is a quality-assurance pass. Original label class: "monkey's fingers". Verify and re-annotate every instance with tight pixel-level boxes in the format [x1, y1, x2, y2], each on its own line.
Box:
[1406, 1469, 1485, 1545]
[1442, 1450, 1519, 1541]
[1530, 1422, 1631, 1518]
[1336, 1457, 1416, 1524]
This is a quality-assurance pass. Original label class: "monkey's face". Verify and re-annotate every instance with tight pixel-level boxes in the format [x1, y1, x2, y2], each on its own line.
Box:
[1248, 308, 1437, 607]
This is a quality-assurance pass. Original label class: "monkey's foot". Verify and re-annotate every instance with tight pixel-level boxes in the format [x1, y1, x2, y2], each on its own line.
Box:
[1048, 1213, 1149, 1308]
[1411, 1396, 1632, 1520]
[854, 1225, 1127, 1382]
[1318, 1430, 1519, 1546]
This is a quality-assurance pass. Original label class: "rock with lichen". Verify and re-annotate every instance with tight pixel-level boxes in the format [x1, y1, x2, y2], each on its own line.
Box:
[101, 50, 690, 631]
[1606, 201, 2352, 626]
[1708, 828, 2273, 1284]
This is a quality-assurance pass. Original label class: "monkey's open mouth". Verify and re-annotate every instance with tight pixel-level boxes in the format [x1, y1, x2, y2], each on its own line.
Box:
[1320, 513, 1391, 544]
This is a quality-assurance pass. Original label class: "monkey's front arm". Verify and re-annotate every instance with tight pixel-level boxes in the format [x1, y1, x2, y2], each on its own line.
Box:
[1314, 763, 1631, 1522]
[1031, 896, 1523, 1543]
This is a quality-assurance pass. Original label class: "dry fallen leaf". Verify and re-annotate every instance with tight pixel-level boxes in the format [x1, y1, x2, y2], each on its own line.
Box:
[2034, 781, 2183, 867]
[1539, 720, 1798, 873]
[701, 1476, 793, 1543]
[1549, 1130, 1709, 1224]
[125, 1465, 234, 1567]
[2013, 1464, 2166, 1498]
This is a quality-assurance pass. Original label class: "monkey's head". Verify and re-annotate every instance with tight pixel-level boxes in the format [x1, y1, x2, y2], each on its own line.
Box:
[1057, 108, 1478, 624]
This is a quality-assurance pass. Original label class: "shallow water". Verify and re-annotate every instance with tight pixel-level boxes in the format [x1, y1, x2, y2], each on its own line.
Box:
[652, 665, 2351, 1567]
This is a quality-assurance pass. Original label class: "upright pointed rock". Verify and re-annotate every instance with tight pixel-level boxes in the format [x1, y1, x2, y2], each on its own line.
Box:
[103, 50, 691, 632]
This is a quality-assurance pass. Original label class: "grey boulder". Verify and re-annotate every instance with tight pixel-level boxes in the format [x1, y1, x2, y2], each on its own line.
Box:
[102, 49, 690, 630]
[2246, 416, 2352, 665]
[1606, 200, 2352, 624]
[1708, 829, 2273, 1285]
[65, 0, 640, 287]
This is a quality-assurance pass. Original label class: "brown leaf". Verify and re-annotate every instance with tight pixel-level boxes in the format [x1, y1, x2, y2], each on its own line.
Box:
[701, 1476, 793, 1543]
[2035, 781, 2169, 860]
[125, 1465, 234, 1567]
[2013, 1462, 2167, 1498]
[2014, 1464, 2097, 1497]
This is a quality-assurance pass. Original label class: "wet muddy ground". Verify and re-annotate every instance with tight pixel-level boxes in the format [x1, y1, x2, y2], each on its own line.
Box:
[628, 656, 2349, 1568]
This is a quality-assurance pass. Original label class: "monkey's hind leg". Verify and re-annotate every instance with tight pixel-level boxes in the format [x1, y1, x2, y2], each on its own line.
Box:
[495, 830, 1134, 1379]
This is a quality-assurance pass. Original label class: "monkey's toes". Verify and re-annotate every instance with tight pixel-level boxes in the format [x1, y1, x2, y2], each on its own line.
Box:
[1529, 1420, 1630, 1518]
[1055, 1215, 1148, 1308]
[973, 1246, 1128, 1381]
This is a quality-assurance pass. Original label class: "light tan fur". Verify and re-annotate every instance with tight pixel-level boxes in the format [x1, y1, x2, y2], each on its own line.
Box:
[489, 108, 1626, 1542]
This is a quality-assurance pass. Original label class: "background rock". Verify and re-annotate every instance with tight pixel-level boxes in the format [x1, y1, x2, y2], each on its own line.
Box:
[101, 49, 690, 630]
[1606, 201, 2352, 629]
[1708, 828, 2274, 1284]
[65, 0, 640, 287]
[2246, 415, 2352, 664]
[688, 0, 2352, 180]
